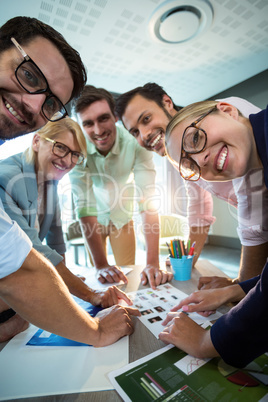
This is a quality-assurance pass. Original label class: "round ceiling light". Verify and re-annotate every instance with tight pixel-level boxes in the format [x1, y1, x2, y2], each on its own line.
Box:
[149, 0, 213, 44]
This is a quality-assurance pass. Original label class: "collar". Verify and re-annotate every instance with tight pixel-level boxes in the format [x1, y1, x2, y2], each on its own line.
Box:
[110, 128, 120, 155]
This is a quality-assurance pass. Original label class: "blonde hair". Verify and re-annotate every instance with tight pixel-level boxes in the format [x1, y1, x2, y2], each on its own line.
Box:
[165, 101, 218, 143]
[165, 100, 244, 143]
[25, 117, 87, 164]
[165, 100, 244, 159]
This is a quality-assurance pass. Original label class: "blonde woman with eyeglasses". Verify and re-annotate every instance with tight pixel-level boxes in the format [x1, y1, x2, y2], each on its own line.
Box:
[159, 102, 268, 368]
[165, 101, 264, 183]
[0, 117, 132, 309]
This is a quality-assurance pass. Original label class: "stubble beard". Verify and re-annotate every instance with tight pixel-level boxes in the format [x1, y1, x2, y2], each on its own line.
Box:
[0, 90, 37, 140]
[0, 114, 31, 141]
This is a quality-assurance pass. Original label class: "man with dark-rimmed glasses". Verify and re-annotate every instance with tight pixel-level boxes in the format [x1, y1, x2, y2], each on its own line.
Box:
[0, 16, 139, 345]
[10, 37, 68, 122]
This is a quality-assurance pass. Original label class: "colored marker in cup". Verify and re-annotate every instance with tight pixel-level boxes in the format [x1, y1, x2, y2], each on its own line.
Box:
[188, 241, 196, 256]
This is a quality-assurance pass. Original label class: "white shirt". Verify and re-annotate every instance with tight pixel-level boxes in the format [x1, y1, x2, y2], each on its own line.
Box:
[0, 193, 32, 279]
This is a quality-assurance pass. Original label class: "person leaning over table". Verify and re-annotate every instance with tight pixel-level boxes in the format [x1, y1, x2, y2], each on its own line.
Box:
[0, 117, 131, 309]
[69, 85, 172, 290]
[115, 83, 268, 290]
[0, 16, 139, 345]
[158, 100, 268, 368]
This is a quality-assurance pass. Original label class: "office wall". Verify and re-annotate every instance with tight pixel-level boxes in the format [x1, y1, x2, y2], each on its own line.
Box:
[208, 69, 267, 246]
[212, 69, 268, 108]
[210, 196, 238, 242]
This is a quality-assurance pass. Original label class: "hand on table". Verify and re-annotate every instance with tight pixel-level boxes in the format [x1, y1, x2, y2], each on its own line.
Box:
[140, 265, 173, 290]
[0, 313, 29, 342]
[76, 274, 86, 282]
[96, 264, 128, 284]
[168, 289, 230, 317]
[165, 257, 171, 267]
[95, 305, 141, 347]
[90, 286, 132, 308]
[198, 275, 234, 290]
[159, 312, 215, 358]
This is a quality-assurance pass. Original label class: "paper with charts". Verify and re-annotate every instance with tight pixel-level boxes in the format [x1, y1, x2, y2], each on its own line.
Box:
[126, 284, 222, 338]
[109, 344, 268, 402]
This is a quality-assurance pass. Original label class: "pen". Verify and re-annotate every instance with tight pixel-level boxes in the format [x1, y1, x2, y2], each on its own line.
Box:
[188, 241, 196, 256]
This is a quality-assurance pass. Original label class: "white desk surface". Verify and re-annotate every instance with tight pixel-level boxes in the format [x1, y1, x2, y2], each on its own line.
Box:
[0, 259, 229, 402]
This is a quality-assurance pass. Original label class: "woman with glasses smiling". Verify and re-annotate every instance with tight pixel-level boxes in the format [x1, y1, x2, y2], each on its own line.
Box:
[165, 101, 264, 183]
[0, 117, 132, 308]
[159, 101, 268, 368]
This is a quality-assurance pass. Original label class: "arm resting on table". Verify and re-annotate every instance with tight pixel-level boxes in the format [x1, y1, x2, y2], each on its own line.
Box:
[0, 249, 137, 346]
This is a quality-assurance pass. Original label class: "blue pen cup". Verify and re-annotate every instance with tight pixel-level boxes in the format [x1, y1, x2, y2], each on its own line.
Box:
[170, 256, 194, 281]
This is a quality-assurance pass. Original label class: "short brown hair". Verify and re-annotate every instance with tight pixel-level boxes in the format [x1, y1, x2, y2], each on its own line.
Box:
[115, 82, 181, 120]
[75, 85, 115, 116]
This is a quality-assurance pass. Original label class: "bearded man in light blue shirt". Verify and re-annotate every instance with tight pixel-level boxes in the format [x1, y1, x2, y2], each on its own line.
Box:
[70, 85, 172, 289]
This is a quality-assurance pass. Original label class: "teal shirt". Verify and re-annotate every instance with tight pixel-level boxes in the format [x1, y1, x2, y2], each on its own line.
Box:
[69, 125, 156, 229]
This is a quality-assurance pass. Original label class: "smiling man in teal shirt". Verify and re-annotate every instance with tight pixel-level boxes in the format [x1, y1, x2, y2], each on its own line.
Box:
[70, 85, 172, 289]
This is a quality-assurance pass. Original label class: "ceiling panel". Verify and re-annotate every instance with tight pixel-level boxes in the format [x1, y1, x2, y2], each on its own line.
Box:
[1, 0, 267, 106]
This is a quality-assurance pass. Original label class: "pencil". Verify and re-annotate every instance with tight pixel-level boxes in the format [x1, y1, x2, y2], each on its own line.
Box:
[170, 240, 175, 258]
[171, 240, 178, 258]
[179, 240, 184, 256]
[166, 242, 172, 257]
[187, 239, 191, 254]
[176, 240, 182, 258]
[174, 240, 180, 259]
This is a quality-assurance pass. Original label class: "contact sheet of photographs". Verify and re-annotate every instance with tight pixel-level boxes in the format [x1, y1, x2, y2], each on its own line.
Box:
[126, 284, 222, 338]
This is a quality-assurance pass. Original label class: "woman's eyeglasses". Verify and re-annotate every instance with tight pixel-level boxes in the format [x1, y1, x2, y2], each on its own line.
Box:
[179, 106, 217, 181]
[45, 137, 84, 165]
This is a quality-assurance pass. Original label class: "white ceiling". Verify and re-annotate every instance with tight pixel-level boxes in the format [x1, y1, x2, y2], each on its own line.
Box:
[1, 0, 268, 106]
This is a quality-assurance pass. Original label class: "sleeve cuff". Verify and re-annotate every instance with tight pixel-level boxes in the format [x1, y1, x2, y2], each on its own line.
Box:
[0, 221, 32, 279]
[76, 207, 98, 219]
[188, 215, 216, 227]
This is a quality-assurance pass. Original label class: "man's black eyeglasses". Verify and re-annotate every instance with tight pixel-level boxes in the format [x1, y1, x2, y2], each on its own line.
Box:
[11, 37, 68, 122]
